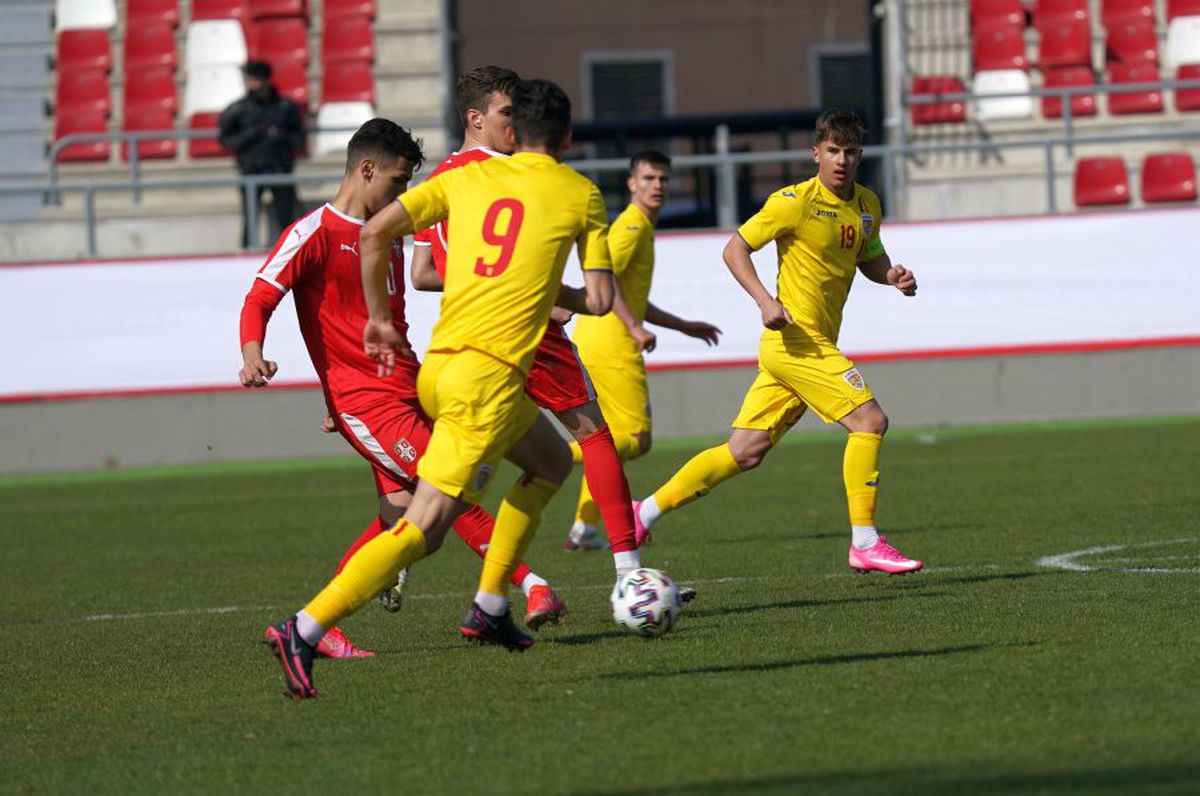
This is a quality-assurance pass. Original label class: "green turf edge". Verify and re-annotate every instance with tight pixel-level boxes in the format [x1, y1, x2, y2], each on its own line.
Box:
[3, 412, 1197, 489]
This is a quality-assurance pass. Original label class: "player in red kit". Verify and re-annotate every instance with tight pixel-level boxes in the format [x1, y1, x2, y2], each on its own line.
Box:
[409, 66, 652, 584]
[238, 119, 568, 659]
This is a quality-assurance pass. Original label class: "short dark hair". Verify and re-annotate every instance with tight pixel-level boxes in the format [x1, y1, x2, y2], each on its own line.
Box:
[242, 60, 272, 80]
[629, 149, 671, 174]
[510, 78, 571, 150]
[344, 118, 424, 174]
[815, 110, 867, 148]
[455, 65, 521, 125]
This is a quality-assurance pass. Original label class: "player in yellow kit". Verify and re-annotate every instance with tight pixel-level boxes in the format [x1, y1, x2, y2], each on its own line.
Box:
[631, 110, 925, 576]
[263, 79, 616, 698]
[566, 150, 722, 550]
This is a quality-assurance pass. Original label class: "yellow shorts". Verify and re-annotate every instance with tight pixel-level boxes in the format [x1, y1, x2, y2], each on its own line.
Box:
[580, 358, 652, 437]
[416, 349, 541, 503]
[731, 329, 875, 440]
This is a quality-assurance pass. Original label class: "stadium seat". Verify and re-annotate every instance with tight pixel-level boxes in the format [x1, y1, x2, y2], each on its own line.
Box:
[54, 111, 110, 162]
[1036, 0, 1088, 26]
[187, 111, 231, 157]
[970, 0, 1025, 29]
[322, 59, 374, 104]
[248, 0, 306, 18]
[1042, 65, 1098, 117]
[124, 67, 178, 116]
[1101, 0, 1155, 29]
[127, 0, 180, 28]
[1108, 63, 1165, 112]
[254, 18, 309, 65]
[121, 106, 177, 161]
[1140, 152, 1198, 202]
[1167, 0, 1200, 21]
[973, 69, 1035, 118]
[183, 64, 244, 114]
[321, 16, 374, 63]
[55, 0, 117, 31]
[1106, 20, 1160, 65]
[272, 58, 310, 107]
[1166, 16, 1200, 69]
[192, 0, 247, 21]
[57, 30, 112, 73]
[185, 20, 249, 70]
[324, 0, 375, 18]
[1039, 18, 1092, 68]
[1074, 156, 1130, 206]
[1175, 62, 1200, 109]
[973, 24, 1029, 70]
[56, 69, 111, 117]
[124, 23, 177, 71]
[315, 101, 373, 154]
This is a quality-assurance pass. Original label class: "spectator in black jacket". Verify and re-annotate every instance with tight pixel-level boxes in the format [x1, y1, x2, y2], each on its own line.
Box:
[219, 60, 306, 249]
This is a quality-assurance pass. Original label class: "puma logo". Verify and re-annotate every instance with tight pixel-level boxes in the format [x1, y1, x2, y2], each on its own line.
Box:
[340, 242, 359, 256]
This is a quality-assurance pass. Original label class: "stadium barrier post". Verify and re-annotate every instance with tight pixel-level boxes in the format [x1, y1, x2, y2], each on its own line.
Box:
[715, 123, 737, 229]
[1062, 88, 1074, 159]
[244, 176, 260, 251]
[84, 186, 97, 257]
[1044, 144, 1057, 213]
[130, 133, 142, 205]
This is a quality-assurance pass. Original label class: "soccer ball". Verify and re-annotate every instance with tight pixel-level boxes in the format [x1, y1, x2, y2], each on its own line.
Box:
[610, 567, 682, 637]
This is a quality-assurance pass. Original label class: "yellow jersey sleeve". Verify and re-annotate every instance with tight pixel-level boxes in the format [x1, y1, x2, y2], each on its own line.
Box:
[577, 184, 613, 273]
[737, 186, 807, 251]
[859, 189, 887, 262]
[398, 172, 451, 233]
[607, 206, 643, 278]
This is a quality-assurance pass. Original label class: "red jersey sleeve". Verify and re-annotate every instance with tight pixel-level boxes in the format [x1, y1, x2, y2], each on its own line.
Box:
[239, 213, 326, 346]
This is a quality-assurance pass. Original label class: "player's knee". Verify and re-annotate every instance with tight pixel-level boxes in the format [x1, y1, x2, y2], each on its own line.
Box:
[636, 432, 652, 457]
[541, 442, 572, 485]
[865, 407, 889, 436]
[732, 441, 770, 470]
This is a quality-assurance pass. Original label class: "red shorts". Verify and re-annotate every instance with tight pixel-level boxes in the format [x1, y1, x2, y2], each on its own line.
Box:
[332, 387, 432, 496]
[525, 321, 595, 413]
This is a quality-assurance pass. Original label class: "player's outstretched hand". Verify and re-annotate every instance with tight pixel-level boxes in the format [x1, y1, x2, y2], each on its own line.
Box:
[549, 306, 575, 325]
[760, 297, 794, 330]
[889, 264, 918, 297]
[320, 414, 337, 433]
[239, 355, 277, 388]
[631, 324, 657, 353]
[681, 320, 722, 347]
[363, 318, 410, 377]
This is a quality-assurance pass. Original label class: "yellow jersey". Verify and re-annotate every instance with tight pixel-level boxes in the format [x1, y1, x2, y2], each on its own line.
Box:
[400, 152, 613, 373]
[737, 176, 886, 344]
[572, 202, 655, 362]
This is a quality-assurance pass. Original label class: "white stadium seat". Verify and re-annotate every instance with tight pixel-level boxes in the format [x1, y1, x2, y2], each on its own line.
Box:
[185, 20, 247, 70]
[972, 69, 1034, 120]
[184, 64, 245, 114]
[315, 102, 375, 155]
[55, 0, 117, 31]
[1165, 16, 1200, 70]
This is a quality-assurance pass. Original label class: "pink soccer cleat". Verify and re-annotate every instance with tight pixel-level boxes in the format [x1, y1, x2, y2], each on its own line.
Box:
[524, 584, 569, 631]
[848, 536, 923, 575]
[631, 500, 653, 547]
[315, 626, 375, 659]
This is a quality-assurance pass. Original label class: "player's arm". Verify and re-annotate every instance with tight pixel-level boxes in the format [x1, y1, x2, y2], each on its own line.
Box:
[643, 301, 721, 346]
[237, 258, 297, 387]
[409, 243, 443, 291]
[723, 233, 792, 330]
[855, 217, 916, 296]
[609, 283, 656, 352]
[555, 271, 614, 317]
[574, 184, 615, 316]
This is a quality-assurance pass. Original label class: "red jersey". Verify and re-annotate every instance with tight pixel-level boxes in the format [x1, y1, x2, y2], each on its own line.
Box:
[239, 203, 420, 400]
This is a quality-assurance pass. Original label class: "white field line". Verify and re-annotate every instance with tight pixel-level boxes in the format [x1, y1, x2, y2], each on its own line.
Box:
[1036, 538, 1199, 574]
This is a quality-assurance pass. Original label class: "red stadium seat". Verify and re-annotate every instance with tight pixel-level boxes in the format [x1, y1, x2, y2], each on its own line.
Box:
[973, 24, 1029, 70]
[1074, 156, 1130, 206]
[1106, 20, 1160, 65]
[1141, 152, 1198, 202]
[192, 0, 246, 21]
[1036, 0, 1088, 25]
[254, 17, 308, 65]
[57, 30, 112, 73]
[970, 0, 1025, 29]
[124, 67, 178, 116]
[56, 69, 111, 117]
[1108, 62, 1165, 112]
[1039, 18, 1092, 68]
[124, 23, 177, 71]
[127, 0, 180, 27]
[321, 59, 374, 103]
[1175, 63, 1200, 109]
[321, 15, 374, 63]
[1101, 0, 1155, 29]
[247, 0, 306, 18]
[1167, 0, 1200, 21]
[1042, 66, 1098, 116]
[54, 111, 110, 162]
[271, 58, 309, 107]
[324, 0, 374, 19]
[121, 107, 177, 160]
[187, 112, 231, 157]
[909, 75, 967, 124]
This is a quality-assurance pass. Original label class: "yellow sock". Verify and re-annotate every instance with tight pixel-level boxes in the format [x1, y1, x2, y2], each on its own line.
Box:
[479, 476, 560, 597]
[569, 441, 583, 465]
[303, 520, 428, 629]
[653, 443, 741, 513]
[843, 432, 883, 526]
[574, 478, 601, 526]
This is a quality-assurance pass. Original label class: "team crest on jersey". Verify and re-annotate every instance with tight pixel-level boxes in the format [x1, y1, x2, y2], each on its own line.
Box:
[474, 463, 493, 493]
[860, 213, 874, 238]
[393, 438, 417, 464]
[843, 368, 866, 391]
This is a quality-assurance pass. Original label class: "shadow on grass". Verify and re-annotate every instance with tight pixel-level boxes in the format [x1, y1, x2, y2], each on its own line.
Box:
[596, 642, 992, 680]
[711, 521, 984, 544]
[685, 589, 947, 620]
[577, 760, 1200, 796]
[931, 570, 1048, 587]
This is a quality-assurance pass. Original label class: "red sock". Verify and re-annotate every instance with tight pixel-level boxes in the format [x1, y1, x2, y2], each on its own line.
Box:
[580, 426, 637, 552]
[335, 516, 387, 574]
[452, 503, 532, 588]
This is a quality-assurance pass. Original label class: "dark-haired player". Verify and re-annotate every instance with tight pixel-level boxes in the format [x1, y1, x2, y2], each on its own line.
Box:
[631, 111, 925, 576]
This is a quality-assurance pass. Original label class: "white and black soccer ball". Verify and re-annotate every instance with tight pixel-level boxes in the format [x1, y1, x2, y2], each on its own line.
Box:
[610, 567, 682, 638]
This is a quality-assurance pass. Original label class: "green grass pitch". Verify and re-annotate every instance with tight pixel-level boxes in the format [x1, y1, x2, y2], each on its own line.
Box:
[2, 417, 1199, 794]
